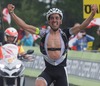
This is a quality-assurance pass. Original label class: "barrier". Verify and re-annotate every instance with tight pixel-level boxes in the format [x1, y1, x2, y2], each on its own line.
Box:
[23, 46, 100, 86]
[24, 54, 100, 80]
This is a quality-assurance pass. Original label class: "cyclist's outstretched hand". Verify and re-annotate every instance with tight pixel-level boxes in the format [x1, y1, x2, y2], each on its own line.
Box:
[7, 4, 15, 13]
[91, 4, 98, 15]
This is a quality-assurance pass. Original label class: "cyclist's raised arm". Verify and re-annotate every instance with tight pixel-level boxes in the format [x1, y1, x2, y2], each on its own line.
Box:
[71, 4, 98, 35]
[7, 4, 39, 35]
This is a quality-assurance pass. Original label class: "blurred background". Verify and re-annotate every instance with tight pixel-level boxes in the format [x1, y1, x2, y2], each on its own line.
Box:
[0, 0, 100, 50]
[0, 0, 100, 86]
[0, 0, 83, 28]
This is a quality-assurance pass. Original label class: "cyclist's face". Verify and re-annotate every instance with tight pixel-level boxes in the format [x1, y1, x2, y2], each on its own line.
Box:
[48, 13, 62, 31]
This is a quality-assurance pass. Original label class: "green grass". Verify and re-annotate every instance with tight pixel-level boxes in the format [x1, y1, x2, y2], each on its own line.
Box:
[68, 50, 100, 62]
[69, 75, 100, 86]
[23, 46, 41, 55]
[24, 68, 41, 77]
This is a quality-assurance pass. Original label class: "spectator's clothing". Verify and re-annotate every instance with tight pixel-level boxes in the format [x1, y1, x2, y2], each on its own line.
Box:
[17, 29, 25, 44]
[73, 35, 94, 51]
[68, 35, 77, 49]
[21, 34, 33, 46]
[17, 29, 24, 40]
[92, 34, 100, 50]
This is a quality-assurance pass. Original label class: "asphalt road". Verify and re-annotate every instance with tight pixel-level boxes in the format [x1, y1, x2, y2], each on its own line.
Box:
[25, 76, 54, 86]
[25, 76, 78, 86]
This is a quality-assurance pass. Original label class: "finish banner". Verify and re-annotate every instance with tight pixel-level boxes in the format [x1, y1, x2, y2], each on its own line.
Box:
[83, 0, 100, 18]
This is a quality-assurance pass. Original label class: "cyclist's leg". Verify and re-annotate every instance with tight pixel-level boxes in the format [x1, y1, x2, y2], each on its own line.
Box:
[54, 67, 69, 86]
[54, 77, 68, 86]
[35, 77, 47, 86]
[35, 69, 53, 86]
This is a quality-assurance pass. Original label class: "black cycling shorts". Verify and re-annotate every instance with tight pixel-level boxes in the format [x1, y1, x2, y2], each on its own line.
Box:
[38, 58, 69, 86]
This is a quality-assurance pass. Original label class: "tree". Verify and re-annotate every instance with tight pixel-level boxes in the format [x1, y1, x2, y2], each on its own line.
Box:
[55, 0, 83, 28]
[1, 0, 84, 29]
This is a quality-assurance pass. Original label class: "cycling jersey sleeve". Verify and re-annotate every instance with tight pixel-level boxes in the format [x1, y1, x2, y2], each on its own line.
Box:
[39, 29, 48, 37]
[62, 28, 72, 40]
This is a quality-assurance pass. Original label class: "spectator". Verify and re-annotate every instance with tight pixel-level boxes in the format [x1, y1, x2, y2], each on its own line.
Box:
[68, 35, 77, 50]
[20, 30, 34, 46]
[17, 28, 25, 44]
[68, 23, 80, 50]
[97, 26, 100, 36]
[92, 26, 100, 50]
[69, 30, 95, 51]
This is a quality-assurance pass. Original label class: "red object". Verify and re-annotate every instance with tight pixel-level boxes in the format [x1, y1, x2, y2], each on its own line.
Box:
[41, 25, 46, 29]
[87, 18, 100, 29]
[2, 8, 11, 24]
[71, 46, 77, 50]
[17, 29, 24, 40]
[0, 47, 3, 59]
[33, 34, 40, 41]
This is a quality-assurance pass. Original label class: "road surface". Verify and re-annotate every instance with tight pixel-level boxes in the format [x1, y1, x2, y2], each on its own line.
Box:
[25, 76, 78, 86]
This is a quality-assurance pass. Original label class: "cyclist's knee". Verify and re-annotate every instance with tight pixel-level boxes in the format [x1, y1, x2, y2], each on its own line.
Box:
[35, 77, 47, 86]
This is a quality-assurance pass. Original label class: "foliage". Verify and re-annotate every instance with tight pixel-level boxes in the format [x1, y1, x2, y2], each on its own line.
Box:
[0, 0, 99, 49]
[1, 0, 84, 28]
[57, 0, 83, 28]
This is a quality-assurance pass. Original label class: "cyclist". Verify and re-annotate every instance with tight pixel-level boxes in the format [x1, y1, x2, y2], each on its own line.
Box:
[7, 4, 97, 86]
